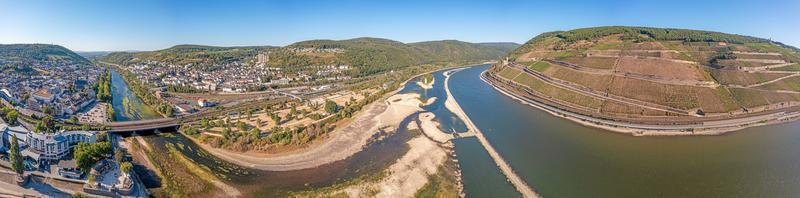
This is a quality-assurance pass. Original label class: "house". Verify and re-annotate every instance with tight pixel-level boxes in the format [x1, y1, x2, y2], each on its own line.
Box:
[175, 104, 196, 114]
[197, 99, 216, 108]
[32, 87, 59, 103]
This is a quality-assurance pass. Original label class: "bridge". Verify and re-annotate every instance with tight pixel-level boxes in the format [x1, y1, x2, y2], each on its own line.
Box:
[105, 95, 298, 133]
[106, 117, 180, 132]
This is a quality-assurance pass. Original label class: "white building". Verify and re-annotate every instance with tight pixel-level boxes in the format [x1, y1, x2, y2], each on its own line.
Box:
[26, 130, 97, 161]
[0, 123, 97, 164]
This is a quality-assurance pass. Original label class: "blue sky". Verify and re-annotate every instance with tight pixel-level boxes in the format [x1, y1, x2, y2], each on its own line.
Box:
[1, 0, 798, 51]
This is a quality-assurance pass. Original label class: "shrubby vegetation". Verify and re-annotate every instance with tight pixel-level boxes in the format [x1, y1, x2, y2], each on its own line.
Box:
[74, 141, 112, 172]
[95, 69, 112, 102]
[554, 26, 773, 44]
[0, 44, 90, 64]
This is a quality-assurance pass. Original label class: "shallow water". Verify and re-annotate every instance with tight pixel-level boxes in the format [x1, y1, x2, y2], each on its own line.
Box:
[110, 69, 161, 121]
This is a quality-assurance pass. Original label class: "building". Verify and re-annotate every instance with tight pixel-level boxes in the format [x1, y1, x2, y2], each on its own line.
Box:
[25, 130, 97, 162]
[57, 159, 82, 179]
[32, 88, 57, 103]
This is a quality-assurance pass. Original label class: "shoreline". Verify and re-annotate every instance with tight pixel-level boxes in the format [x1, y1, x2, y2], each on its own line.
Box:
[481, 69, 800, 136]
[443, 68, 540, 198]
[176, 64, 485, 171]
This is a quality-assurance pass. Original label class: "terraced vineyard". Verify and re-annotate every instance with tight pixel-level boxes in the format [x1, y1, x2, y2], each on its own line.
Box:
[489, 26, 800, 128]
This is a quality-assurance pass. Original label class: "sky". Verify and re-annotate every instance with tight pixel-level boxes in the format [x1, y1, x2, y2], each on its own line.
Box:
[1, 0, 798, 51]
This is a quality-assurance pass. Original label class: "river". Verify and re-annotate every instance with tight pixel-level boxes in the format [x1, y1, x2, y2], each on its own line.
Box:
[447, 64, 800, 197]
[116, 64, 800, 197]
[110, 69, 161, 121]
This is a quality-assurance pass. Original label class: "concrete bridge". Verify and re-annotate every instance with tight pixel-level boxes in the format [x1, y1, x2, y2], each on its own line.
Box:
[106, 117, 180, 132]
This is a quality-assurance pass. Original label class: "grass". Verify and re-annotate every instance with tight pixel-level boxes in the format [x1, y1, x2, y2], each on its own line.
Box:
[524, 61, 551, 72]
[166, 143, 225, 187]
[730, 88, 769, 108]
[512, 72, 604, 109]
[135, 136, 217, 197]
[559, 56, 616, 69]
[496, 67, 521, 79]
[288, 169, 389, 197]
[714, 87, 741, 111]
[413, 165, 458, 198]
[744, 43, 800, 63]
[757, 76, 800, 92]
[769, 64, 800, 72]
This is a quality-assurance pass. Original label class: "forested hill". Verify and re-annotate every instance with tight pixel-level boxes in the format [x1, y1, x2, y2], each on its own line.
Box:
[0, 44, 90, 65]
[509, 26, 800, 63]
[478, 42, 522, 52]
[100, 45, 276, 67]
[99, 38, 516, 77]
[272, 38, 514, 76]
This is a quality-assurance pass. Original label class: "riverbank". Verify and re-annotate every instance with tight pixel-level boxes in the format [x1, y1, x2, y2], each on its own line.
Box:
[177, 64, 477, 171]
[444, 68, 540, 197]
[482, 69, 800, 136]
[184, 92, 425, 171]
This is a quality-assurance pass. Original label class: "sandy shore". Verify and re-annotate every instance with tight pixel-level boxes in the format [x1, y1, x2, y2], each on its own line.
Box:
[418, 112, 454, 143]
[342, 135, 450, 197]
[444, 68, 540, 198]
[416, 77, 434, 89]
[190, 93, 426, 171]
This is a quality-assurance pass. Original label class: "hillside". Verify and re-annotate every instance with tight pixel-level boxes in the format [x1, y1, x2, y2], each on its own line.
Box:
[487, 26, 800, 127]
[0, 44, 90, 65]
[101, 45, 275, 69]
[100, 38, 513, 77]
[479, 42, 522, 53]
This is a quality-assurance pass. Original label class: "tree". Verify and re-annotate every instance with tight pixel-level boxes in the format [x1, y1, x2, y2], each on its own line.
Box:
[249, 128, 261, 139]
[119, 162, 133, 175]
[74, 142, 112, 172]
[87, 175, 96, 186]
[5, 110, 18, 125]
[9, 135, 24, 176]
[325, 100, 340, 114]
[200, 117, 210, 128]
[270, 113, 281, 124]
[236, 121, 247, 132]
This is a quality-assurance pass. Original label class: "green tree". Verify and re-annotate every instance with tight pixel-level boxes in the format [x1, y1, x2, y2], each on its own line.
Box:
[74, 142, 112, 172]
[325, 100, 340, 114]
[119, 162, 133, 174]
[249, 128, 261, 139]
[5, 110, 18, 125]
[9, 135, 24, 176]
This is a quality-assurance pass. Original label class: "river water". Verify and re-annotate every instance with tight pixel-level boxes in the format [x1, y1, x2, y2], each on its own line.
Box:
[447, 64, 800, 197]
[110, 69, 161, 121]
[115, 64, 800, 197]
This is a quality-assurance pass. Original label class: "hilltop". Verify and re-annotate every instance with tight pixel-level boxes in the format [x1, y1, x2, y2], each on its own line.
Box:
[0, 44, 90, 65]
[486, 26, 800, 134]
[99, 38, 513, 76]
